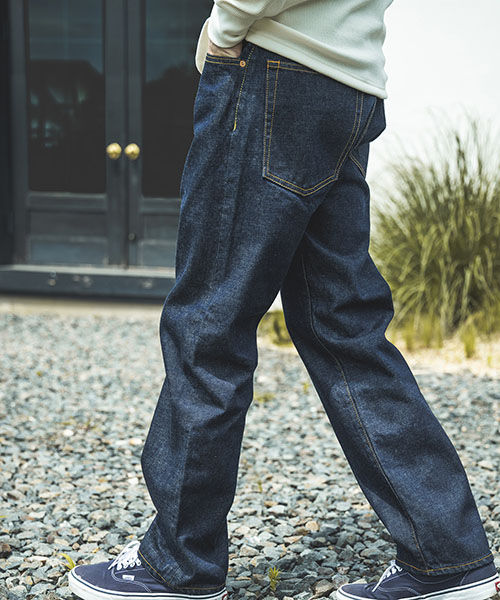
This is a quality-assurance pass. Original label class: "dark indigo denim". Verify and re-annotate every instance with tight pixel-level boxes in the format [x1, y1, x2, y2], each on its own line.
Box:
[138, 39, 494, 592]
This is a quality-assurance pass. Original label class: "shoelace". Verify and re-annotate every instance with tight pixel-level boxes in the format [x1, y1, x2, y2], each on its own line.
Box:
[372, 559, 404, 592]
[108, 540, 142, 571]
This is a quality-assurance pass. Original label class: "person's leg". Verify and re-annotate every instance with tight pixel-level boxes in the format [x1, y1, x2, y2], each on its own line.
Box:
[137, 41, 384, 591]
[279, 103, 495, 578]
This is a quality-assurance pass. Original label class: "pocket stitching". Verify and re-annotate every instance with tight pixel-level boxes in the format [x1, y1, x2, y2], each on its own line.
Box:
[348, 98, 378, 177]
[267, 59, 319, 74]
[333, 91, 364, 178]
[263, 62, 363, 196]
[205, 58, 242, 66]
[264, 61, 335, 196]
[205, 53, 244, 66]
[349, 152, 366, 177]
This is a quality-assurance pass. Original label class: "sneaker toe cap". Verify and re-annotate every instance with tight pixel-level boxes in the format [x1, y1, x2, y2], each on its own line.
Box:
[72, 562, 109, 588]
[338, 582, 376, 598]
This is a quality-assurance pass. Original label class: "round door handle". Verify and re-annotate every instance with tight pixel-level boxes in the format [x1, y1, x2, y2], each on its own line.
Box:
[106, 142, 122, 160]
[124, 143, 141, 160]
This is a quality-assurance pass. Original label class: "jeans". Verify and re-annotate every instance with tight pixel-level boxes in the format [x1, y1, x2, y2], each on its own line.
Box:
[137, 39, 494, 592]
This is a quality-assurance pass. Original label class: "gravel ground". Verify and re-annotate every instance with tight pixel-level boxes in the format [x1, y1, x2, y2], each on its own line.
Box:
[0, 312, 499, 600]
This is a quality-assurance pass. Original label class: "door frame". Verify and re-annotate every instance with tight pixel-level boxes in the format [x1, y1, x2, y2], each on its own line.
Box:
[0, 0, 14, 266]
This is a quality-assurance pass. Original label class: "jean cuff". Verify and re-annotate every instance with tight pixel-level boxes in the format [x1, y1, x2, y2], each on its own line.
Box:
[395, 551, 495, 577]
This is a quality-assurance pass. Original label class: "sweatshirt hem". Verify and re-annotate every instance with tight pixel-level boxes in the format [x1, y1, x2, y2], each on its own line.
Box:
[195, 14, 389, 100]
[244, 23, 388, 99]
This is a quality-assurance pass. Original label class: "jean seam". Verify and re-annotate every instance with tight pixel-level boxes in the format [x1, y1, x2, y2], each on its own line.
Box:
[396, 552, 494, 574]
[299, 250, 429, 571]
[355, 96, 377, 149]
[347, 97, 377, 178]
[348, 152, 366, 178]
[265, 60, 280, 180]
[333, 91, 364, 179]
[232, 45, 256, 132]
[205, 58, 242, 65]
[267, 58, 320, 75]
[138, 548, 226, 591]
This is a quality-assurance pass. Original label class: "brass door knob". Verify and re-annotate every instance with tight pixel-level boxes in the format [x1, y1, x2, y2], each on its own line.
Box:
[124, 143, 141, 160]
[106, 142, 122, 160]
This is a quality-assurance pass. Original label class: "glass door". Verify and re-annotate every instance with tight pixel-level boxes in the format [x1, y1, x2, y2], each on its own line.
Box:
[10, 0, 128, 266]
[126, 0, 213, 267]
[9, 0, 211, 270]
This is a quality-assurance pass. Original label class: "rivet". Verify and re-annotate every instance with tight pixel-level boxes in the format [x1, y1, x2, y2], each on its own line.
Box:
[239, 60, 246, 67]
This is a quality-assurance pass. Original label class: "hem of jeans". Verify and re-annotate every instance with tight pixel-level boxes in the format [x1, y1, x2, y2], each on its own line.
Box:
[138, 547, 226, 592]
[395, 552, 495, 577]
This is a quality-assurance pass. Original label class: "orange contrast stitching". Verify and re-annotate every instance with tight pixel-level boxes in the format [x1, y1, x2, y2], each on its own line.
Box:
[204, 58, 241, 66]
[299, 253, 429, 570]
[232, 45, 255, 131]
[348, 152, 366, 177]
[266, 59, 280, 177]
[263, 64, 365, 196]
[264, 60, 336, 195]
[263, 60, 270, 178]
[347, 96, 378, 177]
[334, 91, 362, 178]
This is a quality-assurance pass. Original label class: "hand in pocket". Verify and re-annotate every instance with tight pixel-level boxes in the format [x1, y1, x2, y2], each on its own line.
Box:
[207, 35, 243, 58]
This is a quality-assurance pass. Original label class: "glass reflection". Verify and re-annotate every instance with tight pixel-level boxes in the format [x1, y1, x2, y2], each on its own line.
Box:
[142, 0, 213, 198]
[27, 0, 105, 193]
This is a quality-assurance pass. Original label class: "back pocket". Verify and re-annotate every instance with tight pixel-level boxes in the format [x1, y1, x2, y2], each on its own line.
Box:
[262, 58, 364, 197]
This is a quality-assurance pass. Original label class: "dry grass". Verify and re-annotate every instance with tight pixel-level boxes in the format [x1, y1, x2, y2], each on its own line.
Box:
[257, 310, 500, 378]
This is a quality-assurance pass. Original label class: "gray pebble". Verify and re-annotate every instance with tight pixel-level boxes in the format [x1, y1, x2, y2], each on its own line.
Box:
[1, 313, 498, 600]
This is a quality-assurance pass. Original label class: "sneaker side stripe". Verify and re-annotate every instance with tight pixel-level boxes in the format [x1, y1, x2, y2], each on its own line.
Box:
[337, 573, 499, 600]
[419, 574, 499, 600]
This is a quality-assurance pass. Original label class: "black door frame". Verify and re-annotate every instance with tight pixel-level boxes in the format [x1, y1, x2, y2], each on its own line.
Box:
[0, 0, 14, 266]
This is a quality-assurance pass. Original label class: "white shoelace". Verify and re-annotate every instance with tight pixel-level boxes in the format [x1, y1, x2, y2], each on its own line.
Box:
[372, 559, 404, 592]
[108, 540, 142, 571]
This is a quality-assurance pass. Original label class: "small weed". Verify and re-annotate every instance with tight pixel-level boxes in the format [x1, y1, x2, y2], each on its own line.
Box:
[302, 380, 310, 394]
[60, 553, 76, 570]
[83, 417, 97, 432]
[258, 311, 292, 346]
[474, 298, 500, 338]
[402, 319, 415, 351]
[256, 478, 263, 493]
[460, 318, 477, 358]
[435, 319, 444, 348]
[255, 392, 275, 404]
[420, 313, 435, 348]
[268, 566, 281, 593]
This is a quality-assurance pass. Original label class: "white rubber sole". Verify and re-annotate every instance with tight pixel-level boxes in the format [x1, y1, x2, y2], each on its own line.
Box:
[68, 569, 229, 600]
[335, 574, 500, 600]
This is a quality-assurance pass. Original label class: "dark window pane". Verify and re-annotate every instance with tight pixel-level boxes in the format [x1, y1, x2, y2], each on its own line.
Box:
[26, 0, 105, 193]
[142, 0, 212, 198]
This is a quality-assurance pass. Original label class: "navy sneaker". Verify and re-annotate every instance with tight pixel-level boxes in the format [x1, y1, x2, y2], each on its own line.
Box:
[336, 559, 500, 600]
[68, 540, 228, 600]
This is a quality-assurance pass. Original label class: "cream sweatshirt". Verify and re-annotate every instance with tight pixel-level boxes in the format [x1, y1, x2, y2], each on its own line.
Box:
[195, 0, 394, 99]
